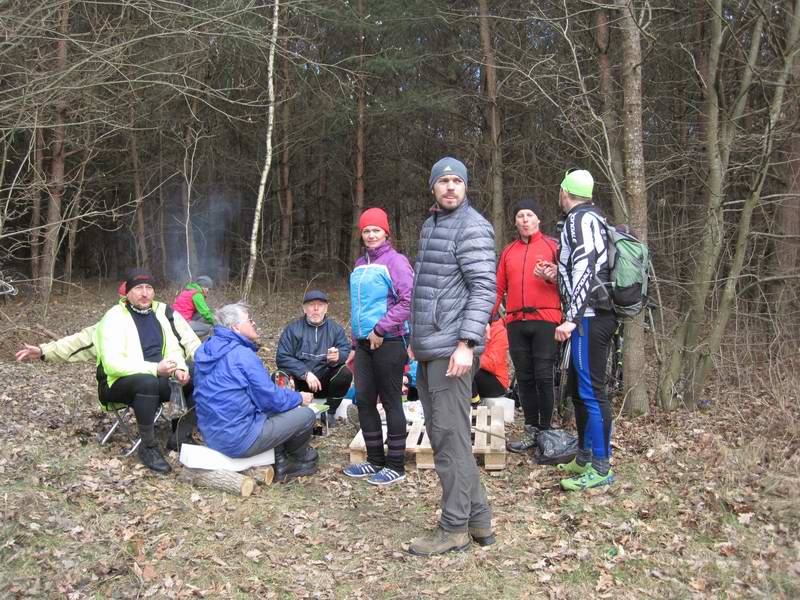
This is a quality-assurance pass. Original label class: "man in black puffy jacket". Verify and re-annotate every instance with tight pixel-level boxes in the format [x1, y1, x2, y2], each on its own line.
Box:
[407, 157, 496, 556]
[276, 290, 352, 422]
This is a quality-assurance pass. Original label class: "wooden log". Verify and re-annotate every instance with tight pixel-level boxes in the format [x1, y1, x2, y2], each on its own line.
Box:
[180, 467, 257, 497]
[258, 465, 275, 485]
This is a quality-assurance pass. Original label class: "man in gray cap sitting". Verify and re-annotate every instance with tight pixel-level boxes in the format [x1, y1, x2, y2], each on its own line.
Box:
[173, 275, 216, 338]
[276, 290, 353, 425]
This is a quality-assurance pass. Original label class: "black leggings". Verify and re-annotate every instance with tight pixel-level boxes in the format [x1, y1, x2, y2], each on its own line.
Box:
[507, 319, 557, 429]
[472, 369, 506, 399]
[354, 338, 407, 472]
[99, 373, 194, 427]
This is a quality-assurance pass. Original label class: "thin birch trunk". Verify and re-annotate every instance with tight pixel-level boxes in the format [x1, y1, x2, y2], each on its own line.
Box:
[242, 0, 280, 300]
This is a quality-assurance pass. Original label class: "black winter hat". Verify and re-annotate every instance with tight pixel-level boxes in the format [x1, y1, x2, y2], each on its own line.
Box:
[513, 199, 541, 220]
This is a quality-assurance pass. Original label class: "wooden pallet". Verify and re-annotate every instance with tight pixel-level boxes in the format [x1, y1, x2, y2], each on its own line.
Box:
[348, 404, 506, 470]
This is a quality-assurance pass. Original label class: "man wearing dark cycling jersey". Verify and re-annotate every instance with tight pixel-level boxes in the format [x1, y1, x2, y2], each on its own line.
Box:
[554, 169, 617, 490]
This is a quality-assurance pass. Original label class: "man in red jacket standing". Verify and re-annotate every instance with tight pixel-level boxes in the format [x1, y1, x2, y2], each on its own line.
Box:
[493, 199, 562, 453]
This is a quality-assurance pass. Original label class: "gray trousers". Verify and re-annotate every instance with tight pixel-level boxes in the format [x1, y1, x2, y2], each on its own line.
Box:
[241, 406, 316, 457]
[190, 316, 213, 338]
[417, 358, 492, 532]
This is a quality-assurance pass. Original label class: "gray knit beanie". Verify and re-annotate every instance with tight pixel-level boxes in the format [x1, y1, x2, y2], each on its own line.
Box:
[196, 275, 213, 289]
[429, 157, 468, 190]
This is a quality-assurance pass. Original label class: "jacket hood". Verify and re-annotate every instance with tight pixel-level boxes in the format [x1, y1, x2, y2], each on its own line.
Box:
[194, 325, 256, 376]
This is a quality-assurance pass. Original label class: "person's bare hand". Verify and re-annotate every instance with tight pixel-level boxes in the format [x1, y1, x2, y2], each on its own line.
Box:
[15, 344, 42, 362]
[446, 343, 473, 378]
[157, 359, 177, 377]
[407, 344, 415, 362]
[555, 321, 576, 342]
[174, 369, 190, 385]
[326, 347, 339, 364]
[535, 260, 556, 282]
[305, 372, 321, 392]
[345, 349, 355, 372]
[542, 263, 557, 282]
[367, 330, 384, 350]
[300, 392, 314, 406]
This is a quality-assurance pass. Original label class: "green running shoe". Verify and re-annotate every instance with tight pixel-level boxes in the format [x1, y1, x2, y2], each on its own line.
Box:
[556, 458, 590, 475]
[560, 466, 614, 491]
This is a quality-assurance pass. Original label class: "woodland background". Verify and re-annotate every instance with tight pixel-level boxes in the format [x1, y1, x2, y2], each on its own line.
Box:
[2, 3, 800, 598]
[2, 0, 800, 411]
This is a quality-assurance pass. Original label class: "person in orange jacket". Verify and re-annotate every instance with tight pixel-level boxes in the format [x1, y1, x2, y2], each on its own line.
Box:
[472, 313, 509, 401]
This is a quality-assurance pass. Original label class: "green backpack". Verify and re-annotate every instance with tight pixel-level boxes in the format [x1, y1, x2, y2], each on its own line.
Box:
[602, 219, 650, 318]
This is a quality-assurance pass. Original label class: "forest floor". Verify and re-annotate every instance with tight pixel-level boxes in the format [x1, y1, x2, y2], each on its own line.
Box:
[0, 281, 798, 599]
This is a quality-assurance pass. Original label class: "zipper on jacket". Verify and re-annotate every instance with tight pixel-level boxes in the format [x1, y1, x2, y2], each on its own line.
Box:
[521, 240, 529, 315]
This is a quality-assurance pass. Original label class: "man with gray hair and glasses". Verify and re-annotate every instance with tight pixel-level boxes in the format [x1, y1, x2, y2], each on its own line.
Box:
[192, 303, 318, 482]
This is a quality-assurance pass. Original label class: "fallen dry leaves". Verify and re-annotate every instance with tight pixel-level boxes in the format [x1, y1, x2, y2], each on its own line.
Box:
[0, 285, 798, 598]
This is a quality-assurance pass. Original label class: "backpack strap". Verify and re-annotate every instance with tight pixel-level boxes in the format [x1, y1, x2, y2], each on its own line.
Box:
[165, 304, 188, 357]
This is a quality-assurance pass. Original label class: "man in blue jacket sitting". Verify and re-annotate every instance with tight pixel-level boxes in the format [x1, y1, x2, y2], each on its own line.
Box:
[192, 303, 318, 482]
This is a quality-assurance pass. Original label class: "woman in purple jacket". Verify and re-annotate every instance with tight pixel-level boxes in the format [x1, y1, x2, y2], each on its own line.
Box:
[343, 208, 414, 486]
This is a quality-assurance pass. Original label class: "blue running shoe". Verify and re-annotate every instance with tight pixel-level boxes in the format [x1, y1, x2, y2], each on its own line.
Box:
[367, 467, 406, 486]
[343, 462, 379, 478]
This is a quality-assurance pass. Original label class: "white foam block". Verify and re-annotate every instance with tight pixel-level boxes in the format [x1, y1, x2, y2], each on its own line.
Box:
[179, 443, 274, 471]
[484, 396, 514, 424]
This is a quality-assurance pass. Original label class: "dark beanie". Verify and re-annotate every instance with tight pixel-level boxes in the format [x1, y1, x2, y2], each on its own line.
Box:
[124, 269, 156, 294]
[514, 199, 540, 220]
[429, 157, 468, 190]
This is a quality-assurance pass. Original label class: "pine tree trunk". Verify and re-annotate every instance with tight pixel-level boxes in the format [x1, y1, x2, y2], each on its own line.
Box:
[130, 124, 149, 270]
[39, 2, 70, 306]
[351, 0, 367, 266]
[616, 0, 649, 416]
[31, 127, 44, 284]
[278, 50, 294, 275]
[593, 7, 626, 222]
[478, 0, 504, 249]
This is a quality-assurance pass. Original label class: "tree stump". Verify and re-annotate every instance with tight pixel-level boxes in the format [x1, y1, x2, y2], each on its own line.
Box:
[180, 467, 257, 497]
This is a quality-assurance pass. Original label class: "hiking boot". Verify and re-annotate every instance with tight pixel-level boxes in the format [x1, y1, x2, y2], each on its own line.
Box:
[289, 446, 319, 463]
[343, 462, 380, 478]
[556, 458, 590, 475]
[138, 444, 171, 474]
[507, 425, 539, 454]
[274, 452, 318, 483]
[408, 527, 471, 556]
[468, 527, 496, 547]
[367, 467, 405, 486]
[560, 466, 614, 491]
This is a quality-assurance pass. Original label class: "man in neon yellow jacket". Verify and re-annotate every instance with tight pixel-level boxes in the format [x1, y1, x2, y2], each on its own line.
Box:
[94, 270, 193, 473]
[15, 313, 200, 364]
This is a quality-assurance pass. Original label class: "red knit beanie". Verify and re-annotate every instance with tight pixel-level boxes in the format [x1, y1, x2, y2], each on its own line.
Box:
[359, 207, 391, 236]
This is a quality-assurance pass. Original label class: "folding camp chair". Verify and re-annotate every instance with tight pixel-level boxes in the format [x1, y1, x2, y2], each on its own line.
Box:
[97, 401, 164, 457]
